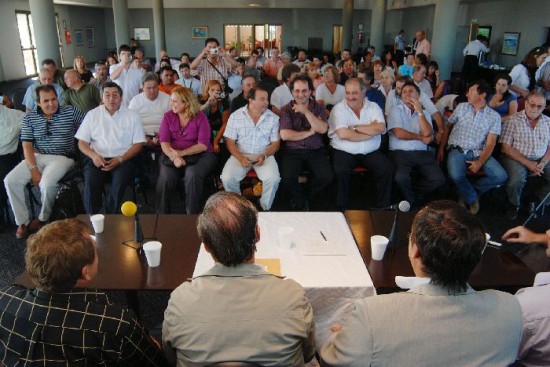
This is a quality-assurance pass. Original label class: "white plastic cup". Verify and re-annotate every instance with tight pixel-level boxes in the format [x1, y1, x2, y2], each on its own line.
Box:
[143, 241, 162, 267]
[90, 214, 105, 234]
[277, 226, 295, 249]
[370, 235, 389, 261]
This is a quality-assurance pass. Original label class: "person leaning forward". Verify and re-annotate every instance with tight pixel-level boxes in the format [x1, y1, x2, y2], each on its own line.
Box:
[0, 219, 167, 366]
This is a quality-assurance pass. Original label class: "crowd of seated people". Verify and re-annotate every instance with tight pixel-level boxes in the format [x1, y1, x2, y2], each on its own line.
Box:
[3, 36, 550, 231]
[2, 31, 550, 367]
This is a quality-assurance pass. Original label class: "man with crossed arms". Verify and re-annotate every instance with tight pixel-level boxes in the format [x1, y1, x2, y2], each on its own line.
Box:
[279, 74, 333, 210]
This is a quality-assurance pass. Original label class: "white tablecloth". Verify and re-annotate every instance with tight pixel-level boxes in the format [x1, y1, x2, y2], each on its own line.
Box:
[193, 212, 376, 347]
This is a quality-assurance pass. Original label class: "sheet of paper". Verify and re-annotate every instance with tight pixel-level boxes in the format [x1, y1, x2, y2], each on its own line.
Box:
[254, 258, 281, 276]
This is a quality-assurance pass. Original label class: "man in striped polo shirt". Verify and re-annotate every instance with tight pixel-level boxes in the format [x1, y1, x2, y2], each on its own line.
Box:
[4, 84, 85, 238]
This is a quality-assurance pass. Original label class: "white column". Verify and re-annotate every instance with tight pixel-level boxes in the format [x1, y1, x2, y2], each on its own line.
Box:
[113, 0, 130, 51]
[431, 0, 460, 79]
[342, 0, 354, 51]
[29, 0, 61, 66]
[370, 0, 387, 53]
[152, 0, 166, 58]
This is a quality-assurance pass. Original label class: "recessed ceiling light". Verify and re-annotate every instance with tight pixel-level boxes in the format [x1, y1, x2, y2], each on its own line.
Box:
[249, 3, 261, 7]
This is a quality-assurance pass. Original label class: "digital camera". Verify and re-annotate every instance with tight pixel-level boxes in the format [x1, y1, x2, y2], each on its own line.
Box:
[216, 91, 226, 99]
[209, 48, 219, 55]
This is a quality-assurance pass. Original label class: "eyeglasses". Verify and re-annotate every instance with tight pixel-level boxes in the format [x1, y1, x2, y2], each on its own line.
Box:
[526, 101, 546, 109]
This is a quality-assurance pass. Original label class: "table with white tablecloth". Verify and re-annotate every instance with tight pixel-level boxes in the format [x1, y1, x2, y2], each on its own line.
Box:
[193, 211, 376, 347]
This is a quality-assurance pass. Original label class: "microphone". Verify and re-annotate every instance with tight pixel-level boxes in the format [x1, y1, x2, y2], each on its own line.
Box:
[522, 191, 550, 227]
[388, 201, 410, 246]
[386, 201, 411, 212]
[121, 201, 144, 253]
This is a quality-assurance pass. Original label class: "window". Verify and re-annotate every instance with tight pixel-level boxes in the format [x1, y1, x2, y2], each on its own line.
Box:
[16, 11, 65, 76]
[224, 24, 282, 57]
[16, 11, 38, 76]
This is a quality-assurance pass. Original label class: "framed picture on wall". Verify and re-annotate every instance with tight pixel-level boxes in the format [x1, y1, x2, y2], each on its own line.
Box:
[85, 28, 95, 48]
[134, 28, 150, 41]
[192, 26, 208, 39]
[75, 30, 84, 46]
[502, 32, 520, 55]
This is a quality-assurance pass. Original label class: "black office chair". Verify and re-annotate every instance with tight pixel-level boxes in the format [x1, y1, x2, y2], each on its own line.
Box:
[11, 87, 27, 112]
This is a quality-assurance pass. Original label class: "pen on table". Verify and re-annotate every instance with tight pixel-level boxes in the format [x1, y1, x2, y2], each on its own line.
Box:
[320, 231, 327, 242]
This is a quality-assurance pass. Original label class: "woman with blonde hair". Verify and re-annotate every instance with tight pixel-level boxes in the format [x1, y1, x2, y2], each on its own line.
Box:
[156, 86, 217, 214]
[73, 55, 94, 83]
[378, 69, 395, 98]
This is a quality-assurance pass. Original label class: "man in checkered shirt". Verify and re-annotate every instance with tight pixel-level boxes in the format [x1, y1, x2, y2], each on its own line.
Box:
[442, 79, 507, 214]
[190, 37, 240, 95]
[500, 91, 550, 220]
[221, 86, 281, 210]
[0, 219, 167, 366]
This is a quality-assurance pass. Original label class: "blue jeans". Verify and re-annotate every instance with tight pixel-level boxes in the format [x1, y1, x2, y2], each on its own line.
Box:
[501, 156, 550, 207]
[447, 149, 507, 205]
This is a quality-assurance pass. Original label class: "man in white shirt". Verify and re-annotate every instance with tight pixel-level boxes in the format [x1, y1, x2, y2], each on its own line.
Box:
[128, 72, 170, 147]
[329, 78, 394, 210]
[462, 35, 490, 83]
[176, 63, 201, 96]
[271, 63, 301, 116]
[76, 82, 145, 214]
[221, 86, 280, 211]
[0, 104, 23, 223]
[109, 44, 145, 108]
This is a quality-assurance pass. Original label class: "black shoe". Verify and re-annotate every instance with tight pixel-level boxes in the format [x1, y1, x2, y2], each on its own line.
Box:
[506, 206, 519, 221]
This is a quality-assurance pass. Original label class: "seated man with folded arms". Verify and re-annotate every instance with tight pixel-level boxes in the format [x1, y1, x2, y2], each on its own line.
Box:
[502, 226, 550, 367]
[5, 85, 85, 238]
[387, 81, 445, 207]
[0, 219, 166, 366]
[76, 82, 145, 214]
[163, 191, 315, 366]
[329, 78, 394, 210]
[320, 200, 522, 367]
[279, 74, 333, 210]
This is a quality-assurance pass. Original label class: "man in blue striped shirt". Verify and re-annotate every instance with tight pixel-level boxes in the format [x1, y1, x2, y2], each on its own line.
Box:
[4, 85, 85, 238]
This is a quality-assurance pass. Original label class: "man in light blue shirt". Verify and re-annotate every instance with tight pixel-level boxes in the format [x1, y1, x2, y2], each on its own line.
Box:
[22, 69, 64, 112]
[387, 82, 445, 207]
